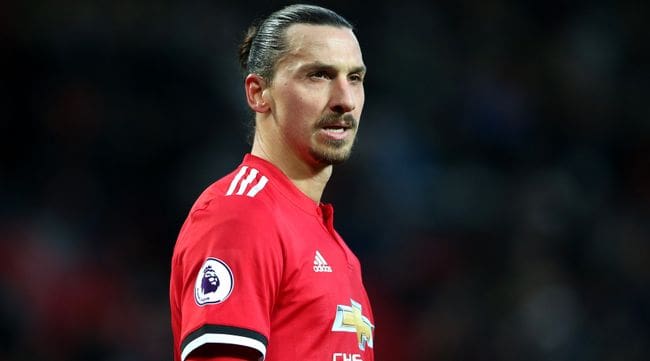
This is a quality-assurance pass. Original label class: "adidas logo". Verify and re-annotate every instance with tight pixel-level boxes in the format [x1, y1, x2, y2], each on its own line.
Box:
[313, 250, 333, 272]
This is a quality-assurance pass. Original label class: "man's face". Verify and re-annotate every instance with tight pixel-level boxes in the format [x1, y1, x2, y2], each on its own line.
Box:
[264, 24, 366, 166]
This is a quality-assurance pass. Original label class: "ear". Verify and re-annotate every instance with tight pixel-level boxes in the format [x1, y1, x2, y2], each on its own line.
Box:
[245, 74, 270, 113]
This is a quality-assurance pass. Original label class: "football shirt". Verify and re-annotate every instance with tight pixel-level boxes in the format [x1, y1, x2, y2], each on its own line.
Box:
[170, 154, 374, 361]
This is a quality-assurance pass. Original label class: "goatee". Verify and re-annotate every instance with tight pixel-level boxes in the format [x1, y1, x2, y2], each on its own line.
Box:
[311, 113, 358, 165]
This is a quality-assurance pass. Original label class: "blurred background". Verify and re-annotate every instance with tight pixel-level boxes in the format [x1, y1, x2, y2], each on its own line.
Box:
[1, 0, 649, 360]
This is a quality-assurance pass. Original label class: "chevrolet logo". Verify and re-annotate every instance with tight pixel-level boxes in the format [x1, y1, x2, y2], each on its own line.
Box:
[332, 299, 374, 350]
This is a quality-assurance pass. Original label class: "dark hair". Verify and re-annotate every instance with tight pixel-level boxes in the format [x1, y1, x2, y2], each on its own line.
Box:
[238, 4, 353, 82]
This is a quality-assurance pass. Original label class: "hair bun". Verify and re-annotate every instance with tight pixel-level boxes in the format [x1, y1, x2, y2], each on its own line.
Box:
[238, 25, 257, 71]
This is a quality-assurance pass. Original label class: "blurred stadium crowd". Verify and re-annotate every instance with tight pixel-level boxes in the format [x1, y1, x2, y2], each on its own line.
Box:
[1, 1, 648, 360]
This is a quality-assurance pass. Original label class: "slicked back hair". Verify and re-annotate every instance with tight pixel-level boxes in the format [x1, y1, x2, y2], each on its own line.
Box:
[238, 4, 354, 83]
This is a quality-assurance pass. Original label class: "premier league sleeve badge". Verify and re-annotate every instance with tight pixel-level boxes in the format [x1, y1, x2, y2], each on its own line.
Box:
[194, 257, 234, 306]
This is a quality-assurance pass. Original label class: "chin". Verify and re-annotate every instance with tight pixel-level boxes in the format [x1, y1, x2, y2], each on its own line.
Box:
[318, 155, 349, 165]
[310, 146, 353, 165]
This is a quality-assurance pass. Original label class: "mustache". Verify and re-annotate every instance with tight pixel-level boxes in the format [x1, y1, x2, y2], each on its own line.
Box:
[316, 113, 357, 129]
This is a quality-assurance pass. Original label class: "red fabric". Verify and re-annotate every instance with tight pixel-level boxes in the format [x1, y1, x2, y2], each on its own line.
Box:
[170, 154, 374, 361]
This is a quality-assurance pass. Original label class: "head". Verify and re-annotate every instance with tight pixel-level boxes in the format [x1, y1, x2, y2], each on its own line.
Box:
[239, 4, 366, 167]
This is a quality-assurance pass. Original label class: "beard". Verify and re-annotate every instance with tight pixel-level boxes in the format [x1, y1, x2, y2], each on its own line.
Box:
[309, 113, 358, 165]
[309, 137, 356, 165]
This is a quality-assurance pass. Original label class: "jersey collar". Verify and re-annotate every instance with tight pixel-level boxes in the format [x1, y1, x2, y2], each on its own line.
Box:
[242, 154, 330, 216]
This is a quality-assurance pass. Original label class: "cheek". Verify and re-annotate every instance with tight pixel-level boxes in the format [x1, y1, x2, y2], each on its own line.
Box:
[355, 89, 365, 117]
[294, 90, 322, 112]
[274, 85, 325, 130]
[357, 87, 365, 105]
[278, 90, 311, 116]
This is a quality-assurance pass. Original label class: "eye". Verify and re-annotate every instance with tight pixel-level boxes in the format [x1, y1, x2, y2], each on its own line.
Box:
[349, 73, 364, 83]
[310, 70, 331, 80]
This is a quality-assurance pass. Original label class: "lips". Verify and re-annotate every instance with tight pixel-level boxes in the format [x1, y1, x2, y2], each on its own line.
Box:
[323, 127, 346, 133]
[317, 114, 356, 131]
[322, 123, 352, 132]
[319, 123, 353, 140]
[316, 114, 357, 141]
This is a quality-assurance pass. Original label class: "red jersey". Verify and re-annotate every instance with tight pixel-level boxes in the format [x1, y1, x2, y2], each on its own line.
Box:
[170, 154, 375, 361]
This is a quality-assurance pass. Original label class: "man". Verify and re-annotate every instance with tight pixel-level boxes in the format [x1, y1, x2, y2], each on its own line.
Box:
[170, 4, 374, 361]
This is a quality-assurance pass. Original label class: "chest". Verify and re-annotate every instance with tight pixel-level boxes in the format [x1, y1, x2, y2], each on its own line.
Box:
[267, 208, 375, 358]
[273, 212, 368, 318]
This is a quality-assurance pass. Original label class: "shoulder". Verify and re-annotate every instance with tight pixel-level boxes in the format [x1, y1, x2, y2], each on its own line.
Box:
[180, 163, 274, 223]
[182, 191, 274, 239]
[193, 163, 274, 211]
[174, 170, 280, 252]
[190, 192, 274, 233]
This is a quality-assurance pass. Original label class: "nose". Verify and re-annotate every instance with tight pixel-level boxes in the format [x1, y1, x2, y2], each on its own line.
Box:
[329, 76, 356, 114]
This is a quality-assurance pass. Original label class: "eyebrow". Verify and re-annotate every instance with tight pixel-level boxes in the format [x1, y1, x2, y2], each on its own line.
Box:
[302, 61, 367, 75]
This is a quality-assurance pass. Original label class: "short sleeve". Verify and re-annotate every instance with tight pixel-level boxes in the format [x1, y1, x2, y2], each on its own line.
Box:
[172, 197, 283, 361]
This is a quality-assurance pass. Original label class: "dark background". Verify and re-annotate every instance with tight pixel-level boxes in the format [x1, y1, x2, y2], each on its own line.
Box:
[2, 1, 649, 360]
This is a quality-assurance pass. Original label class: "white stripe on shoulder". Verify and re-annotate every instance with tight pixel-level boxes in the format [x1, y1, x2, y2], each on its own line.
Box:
[226, 167, 269, 198]
[246, 175, 268, 197]
[226, 166, 249, 196]
[181, 333, 267, 361]
[235, 168, 259, 195]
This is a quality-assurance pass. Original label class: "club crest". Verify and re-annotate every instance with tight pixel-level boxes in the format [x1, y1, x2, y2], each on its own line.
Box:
[194, 258, 234, 306]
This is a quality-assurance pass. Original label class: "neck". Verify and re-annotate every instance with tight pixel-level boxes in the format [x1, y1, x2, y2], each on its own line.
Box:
[251, 134, 332, 203]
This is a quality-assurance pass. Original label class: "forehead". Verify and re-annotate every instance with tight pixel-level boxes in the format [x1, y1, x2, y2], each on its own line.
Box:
[280, 24, 364, 69]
